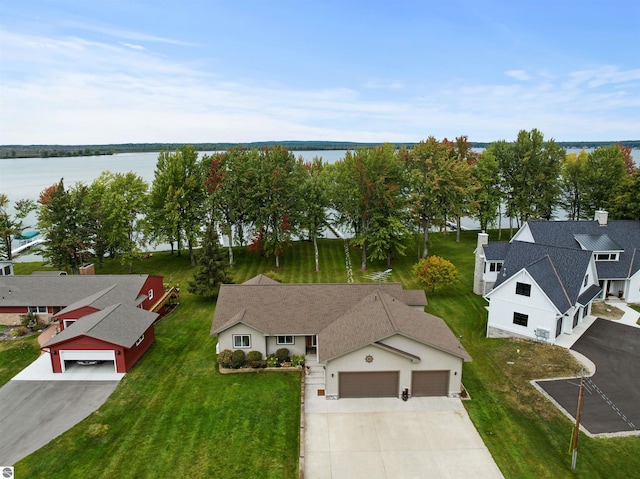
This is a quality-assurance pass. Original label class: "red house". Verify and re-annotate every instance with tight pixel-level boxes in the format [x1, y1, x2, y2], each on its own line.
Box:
[0, 273, 165, 374]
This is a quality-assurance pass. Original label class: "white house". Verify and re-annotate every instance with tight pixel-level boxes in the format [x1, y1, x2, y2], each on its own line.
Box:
[474, 211, 640, 343]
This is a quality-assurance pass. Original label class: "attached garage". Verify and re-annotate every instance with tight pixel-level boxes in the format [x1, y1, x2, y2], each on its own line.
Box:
[59, 350, 116, 373]
[339, 371, 399, 398]
[411, 370, 450, 397]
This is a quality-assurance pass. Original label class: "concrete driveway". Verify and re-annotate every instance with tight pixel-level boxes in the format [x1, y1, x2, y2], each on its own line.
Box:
[0, 355, 124, 466]
[537, 319, 640, 435]
[304, 374, 503, 479]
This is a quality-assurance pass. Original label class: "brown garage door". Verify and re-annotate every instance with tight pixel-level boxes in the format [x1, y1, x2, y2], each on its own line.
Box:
[412, 370, 449, 397]
[339, 371, 399, 398]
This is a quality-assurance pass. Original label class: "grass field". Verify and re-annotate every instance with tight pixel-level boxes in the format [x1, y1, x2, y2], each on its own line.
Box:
[10, 232, 640, 478]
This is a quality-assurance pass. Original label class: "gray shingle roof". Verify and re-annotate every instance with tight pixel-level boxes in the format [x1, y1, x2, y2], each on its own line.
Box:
[0, 275, 151, 309]
[492, 241, 593, 312]
[483, 242, 510, 261]
[211, 282, 427, 336]
[44, 303, 158, 348]
[525, 220, 640, 278]
[211, 277, 469, 364]
[577, 284, 602, 306]
[242, 274, 281, 285]
[318, 290, 471, 362]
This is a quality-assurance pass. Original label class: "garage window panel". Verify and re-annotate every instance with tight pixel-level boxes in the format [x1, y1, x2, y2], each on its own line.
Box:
[233, 334, 251, 348]
[276, 335, 294, 345]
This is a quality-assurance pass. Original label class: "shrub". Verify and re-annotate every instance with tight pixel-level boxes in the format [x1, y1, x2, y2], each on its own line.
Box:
[291, 355, 305, 367]
[246, 350, 262, 362]
[265, 354, 279, 368]
[231, 349, 246, 368]
[11, 326, 29, 337]
[275, 348, 289, 363]
[250, 360, 266, 369]
[218, 349, 234, 368]
[21, 312, 38, 331]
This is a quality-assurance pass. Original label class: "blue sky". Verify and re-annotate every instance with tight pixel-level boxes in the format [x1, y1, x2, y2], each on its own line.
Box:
[1, 0, 639, 144]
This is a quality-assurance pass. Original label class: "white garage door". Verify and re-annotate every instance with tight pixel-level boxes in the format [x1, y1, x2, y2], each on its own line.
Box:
[59, 350, 116, 372]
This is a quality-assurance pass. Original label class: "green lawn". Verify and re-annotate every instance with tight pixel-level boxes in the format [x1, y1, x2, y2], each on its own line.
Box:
[11, 233, 640, 478]
[0, 334, 40, 386]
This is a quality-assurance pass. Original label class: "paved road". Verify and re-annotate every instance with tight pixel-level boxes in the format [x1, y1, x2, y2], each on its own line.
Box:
[0, 380, 119, 465]
[538, 319, 640, 435]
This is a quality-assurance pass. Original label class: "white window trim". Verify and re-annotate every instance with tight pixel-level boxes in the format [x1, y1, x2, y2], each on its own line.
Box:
[135, 334, 145, 346]
[28, 306, 47, 314]
[148, 289, 154, 300]
[276, 335, 294, 345]
[233, 334, 251, 349]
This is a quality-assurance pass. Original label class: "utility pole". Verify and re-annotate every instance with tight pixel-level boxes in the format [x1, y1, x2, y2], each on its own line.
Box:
[571, 372, 585, 470]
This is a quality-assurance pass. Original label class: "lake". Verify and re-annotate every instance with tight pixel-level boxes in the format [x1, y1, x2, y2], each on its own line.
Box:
[1, 148, 637, 260]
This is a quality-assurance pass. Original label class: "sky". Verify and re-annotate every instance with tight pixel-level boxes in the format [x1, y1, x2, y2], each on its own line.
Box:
[0, 0, 639, 145]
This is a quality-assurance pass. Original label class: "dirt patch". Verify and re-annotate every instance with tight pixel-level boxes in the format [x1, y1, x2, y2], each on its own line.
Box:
[590, 301, 625, 320]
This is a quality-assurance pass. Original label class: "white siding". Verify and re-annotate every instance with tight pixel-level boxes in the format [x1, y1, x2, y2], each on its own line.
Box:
[486, 270, 560, 342]
[511, 224, 534, 243]
[628, 270, 640, 303]
[217, 324, 266, 356]
[265, 336, 306, 356]
[324, 335, 463, 398]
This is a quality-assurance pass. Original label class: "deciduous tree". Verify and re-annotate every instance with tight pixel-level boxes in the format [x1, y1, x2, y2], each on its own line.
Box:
[0, 194, 36, 260]
[581, 145, 626, 218]
[412, 255, 459, 292]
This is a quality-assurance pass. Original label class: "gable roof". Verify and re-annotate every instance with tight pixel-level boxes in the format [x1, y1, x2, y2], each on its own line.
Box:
[524, 220, 640, 279]
[317, 290, 471, 363]
[242, 274, 281, 285]
[490, 241, 593, 311]
[0, 275, 152, 309]
[44, 303, 158, 349]
[573, 234, 623, 252]
[211, 281, 427, 336]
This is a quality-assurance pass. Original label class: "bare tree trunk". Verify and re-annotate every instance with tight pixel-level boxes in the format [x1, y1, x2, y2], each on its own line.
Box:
[275, 253, 280, 269]
[227, 228, 234, 267]
[360, 241, 367, 271]
[456, 216, 461, 243]
[498, 203, 502, 240]
[313, 233, 319, 272]
[188, 239, 195, 267]
[422, 218, 430, 258]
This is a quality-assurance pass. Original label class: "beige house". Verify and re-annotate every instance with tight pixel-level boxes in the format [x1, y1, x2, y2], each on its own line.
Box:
[211, 275, 471, 399]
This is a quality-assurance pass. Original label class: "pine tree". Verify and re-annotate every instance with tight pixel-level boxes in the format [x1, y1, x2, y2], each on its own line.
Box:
[188, 223, 231, 298]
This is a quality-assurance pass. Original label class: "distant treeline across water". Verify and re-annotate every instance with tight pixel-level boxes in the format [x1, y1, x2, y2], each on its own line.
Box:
[1, 139, 639, 159]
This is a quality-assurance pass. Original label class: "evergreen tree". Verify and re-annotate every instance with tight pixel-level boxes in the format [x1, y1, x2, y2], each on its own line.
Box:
[188, 223, 231, 298]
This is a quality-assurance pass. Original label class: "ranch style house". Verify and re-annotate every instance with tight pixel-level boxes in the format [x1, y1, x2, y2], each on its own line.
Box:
[211, 275, 472, 399]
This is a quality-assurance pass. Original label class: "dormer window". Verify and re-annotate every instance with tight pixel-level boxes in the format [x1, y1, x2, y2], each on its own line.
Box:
[595, 253, 618, 261]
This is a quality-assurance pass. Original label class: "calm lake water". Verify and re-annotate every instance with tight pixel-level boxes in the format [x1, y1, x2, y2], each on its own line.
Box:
[1, 148, 637, 260]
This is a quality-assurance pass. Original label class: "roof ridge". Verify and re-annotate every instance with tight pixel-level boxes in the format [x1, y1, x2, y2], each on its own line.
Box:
[378, 291, 399, 331]
[84, 303, 120, 335]
[628, 247, 637, 278]
[544, 254, 572, 306]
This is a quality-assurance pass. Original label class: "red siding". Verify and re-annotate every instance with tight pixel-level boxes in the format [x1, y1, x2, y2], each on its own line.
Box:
[139, 275, 164, 310]
[46, 326, 155, 374]
[0, 306, 29, 314]
[56, 306, 101, 329]
[123, 325, 155, 371]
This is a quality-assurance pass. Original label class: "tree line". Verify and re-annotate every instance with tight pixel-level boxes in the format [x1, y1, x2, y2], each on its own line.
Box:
[1, 130, 638, 274]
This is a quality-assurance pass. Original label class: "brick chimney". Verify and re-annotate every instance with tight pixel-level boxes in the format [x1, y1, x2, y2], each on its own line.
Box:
[594, 210, 608, 226]
[79, 263, 95, 275]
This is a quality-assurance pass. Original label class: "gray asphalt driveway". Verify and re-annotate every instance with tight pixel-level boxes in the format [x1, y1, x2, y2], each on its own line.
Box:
[0, 380, 118, 465]
[537, 319, 640, 435]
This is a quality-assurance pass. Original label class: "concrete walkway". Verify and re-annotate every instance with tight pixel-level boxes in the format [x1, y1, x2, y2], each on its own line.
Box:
[303, 357, 503, 478]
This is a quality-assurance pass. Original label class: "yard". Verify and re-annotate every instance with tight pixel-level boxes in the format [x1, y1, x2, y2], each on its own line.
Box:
[10, 234, 640, 478]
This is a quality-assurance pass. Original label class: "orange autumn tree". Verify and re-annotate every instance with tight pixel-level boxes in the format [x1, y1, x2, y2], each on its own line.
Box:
[412, 255, 459, 292]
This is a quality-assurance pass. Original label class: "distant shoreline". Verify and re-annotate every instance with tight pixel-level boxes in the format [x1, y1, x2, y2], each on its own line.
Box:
[1, 140, 638, 159]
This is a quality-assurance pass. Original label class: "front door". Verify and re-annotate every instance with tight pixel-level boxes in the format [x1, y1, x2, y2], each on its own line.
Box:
[306, 335, 317, 353]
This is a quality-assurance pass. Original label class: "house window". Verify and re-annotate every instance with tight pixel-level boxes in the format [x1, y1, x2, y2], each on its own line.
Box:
[28, 306, 47, 314]
[489, 262, 502, 272]
[583, 275, 589, 287]
[135, 334, 145, 346]
[515, 282, 531, 297]
[596, 253, 618, 261]
[277, 335, 294, 345]
[148, 289, 154, 300]
[233, 334, 251, 348]
[513, 312, 529, 327]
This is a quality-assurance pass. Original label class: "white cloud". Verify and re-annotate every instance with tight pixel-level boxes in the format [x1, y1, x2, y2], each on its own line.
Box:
[505, 70, 531, 81]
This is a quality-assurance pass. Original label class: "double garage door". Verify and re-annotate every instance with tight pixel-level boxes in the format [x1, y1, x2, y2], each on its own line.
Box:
[339, 370, 449, 398]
